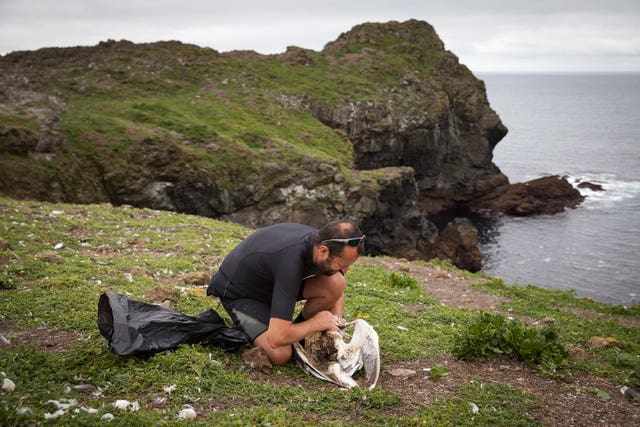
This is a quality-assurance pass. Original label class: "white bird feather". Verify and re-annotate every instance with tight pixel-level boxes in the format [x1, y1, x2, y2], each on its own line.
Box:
[293, 319, 380, 389]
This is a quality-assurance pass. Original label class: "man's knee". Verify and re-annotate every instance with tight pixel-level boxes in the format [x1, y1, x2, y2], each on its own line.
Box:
[305, 272, 345, 299]
[327, 272, 346, 299]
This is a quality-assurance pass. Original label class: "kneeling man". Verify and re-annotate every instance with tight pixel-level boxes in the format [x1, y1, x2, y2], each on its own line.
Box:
[207, 220, 365, 365]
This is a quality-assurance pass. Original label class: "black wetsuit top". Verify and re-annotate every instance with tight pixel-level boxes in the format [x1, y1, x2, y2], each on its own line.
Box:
[207, 223, 321, 320]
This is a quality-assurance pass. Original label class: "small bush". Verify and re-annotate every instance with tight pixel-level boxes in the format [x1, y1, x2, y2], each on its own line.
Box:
[428, 363, 448, 379]
[388, 272, 418, 289]
[452, 312, 569, 375]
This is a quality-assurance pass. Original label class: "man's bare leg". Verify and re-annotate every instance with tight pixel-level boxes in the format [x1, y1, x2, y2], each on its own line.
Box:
[246, 273, 346, 367]
[300, 272, 346, 320]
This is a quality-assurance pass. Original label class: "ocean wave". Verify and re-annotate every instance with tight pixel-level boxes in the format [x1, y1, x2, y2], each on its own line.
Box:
[567, 173, 640, 208]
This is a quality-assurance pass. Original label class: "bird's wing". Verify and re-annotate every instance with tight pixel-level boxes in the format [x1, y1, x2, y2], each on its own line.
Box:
[350, 319, 380, 389]
[326, 362, 359, 388]
[337, 338, 363, 377]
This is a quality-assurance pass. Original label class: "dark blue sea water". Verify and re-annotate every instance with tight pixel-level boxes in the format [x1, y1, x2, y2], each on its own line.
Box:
[475, 73, 640, 306]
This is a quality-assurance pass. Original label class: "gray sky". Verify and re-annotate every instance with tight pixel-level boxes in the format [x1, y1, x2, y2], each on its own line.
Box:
[1, 0, 639, 73]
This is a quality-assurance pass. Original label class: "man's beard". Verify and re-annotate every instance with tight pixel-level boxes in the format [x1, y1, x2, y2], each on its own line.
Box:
[319, 257, 338, 276]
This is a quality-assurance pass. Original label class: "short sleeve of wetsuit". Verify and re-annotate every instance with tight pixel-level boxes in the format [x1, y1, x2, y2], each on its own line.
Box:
[268, 248, 306, 321]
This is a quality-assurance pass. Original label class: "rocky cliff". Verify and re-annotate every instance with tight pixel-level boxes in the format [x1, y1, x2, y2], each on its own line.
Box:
[0, 20, 582, 270]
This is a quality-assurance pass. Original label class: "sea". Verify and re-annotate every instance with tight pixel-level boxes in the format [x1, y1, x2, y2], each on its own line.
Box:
[473, 73, 640, 306]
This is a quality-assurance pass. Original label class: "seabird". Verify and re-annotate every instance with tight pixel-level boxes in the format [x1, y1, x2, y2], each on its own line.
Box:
[293, 319, 380, 389]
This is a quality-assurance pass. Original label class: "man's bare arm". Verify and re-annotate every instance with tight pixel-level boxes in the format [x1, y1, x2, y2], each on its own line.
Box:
[266, 311, 338, 348]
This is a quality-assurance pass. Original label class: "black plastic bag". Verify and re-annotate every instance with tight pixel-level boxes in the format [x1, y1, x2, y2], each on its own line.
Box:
[98, 292, 248, 356]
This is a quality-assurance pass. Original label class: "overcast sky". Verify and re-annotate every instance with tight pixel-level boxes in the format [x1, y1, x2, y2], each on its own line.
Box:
[1, 0, 639, 73]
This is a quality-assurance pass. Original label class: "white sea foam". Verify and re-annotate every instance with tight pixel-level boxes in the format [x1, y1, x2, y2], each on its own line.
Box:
[568, 173, 640, 209]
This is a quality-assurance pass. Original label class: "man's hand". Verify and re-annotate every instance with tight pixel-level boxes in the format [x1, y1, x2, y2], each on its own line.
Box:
[311, 310, 340, 331]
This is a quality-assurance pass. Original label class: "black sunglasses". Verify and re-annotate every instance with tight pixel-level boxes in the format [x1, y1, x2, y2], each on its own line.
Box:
[321, 235, 366, 247]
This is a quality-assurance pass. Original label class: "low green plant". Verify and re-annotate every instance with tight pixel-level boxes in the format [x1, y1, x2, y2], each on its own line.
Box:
[428, 363, 448, 379]
[0, 267, 19, 290]
[388, 272, 419, 289]
[452, 312, 569, 375]
[346, 386, 403, 410]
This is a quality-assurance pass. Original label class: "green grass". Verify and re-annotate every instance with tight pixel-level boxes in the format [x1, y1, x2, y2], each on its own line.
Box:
[406, 382, 541, 427]
[52, 84, 356, 201]
[1, 197, 639, 425]
[464, 277, 640, 385]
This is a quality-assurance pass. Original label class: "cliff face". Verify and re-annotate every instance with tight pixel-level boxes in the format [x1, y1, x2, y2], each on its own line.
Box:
[317, 21, 508, 206]
[0, 20, 580, 270]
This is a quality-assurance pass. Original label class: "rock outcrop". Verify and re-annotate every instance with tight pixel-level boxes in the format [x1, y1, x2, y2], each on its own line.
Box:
[0, 20, 583, 271]
[435, 218, 482, 272]
[467, 175, 585, 216]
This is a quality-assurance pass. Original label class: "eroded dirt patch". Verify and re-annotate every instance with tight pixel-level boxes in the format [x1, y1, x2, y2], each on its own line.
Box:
[359, 257, 509, 310]
[0, 322, 85, 353]
[568, 308, 640, 329]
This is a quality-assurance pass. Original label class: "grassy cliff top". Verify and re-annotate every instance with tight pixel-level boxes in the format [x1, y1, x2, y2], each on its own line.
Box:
[1, 196, 639, 425]
[1, 20, 480, 203]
